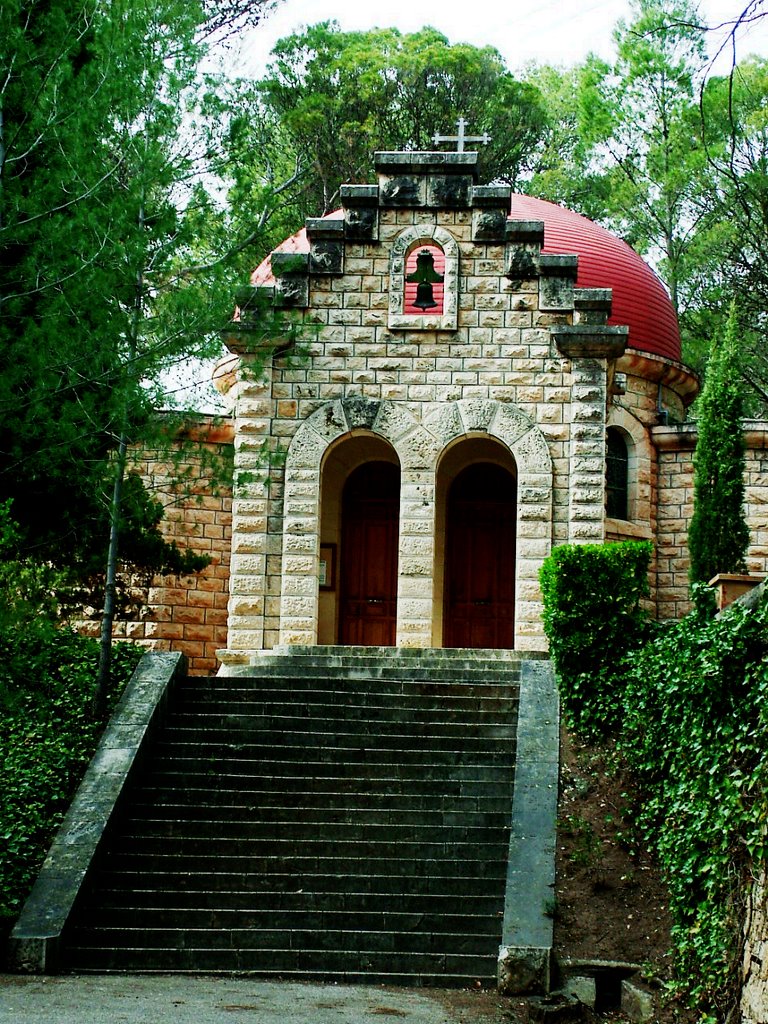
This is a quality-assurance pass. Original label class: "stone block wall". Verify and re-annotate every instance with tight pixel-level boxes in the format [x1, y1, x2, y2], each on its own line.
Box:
[220, 154, 638, 662]
[742, 871, 768, 1023]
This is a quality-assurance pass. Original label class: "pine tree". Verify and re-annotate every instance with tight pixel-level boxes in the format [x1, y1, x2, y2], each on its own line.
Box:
[688, 304, 750, 585]
[0, 0, 277, 708]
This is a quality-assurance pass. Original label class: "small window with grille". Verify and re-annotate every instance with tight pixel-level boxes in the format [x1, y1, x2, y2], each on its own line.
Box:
[606, 427, 629, 520]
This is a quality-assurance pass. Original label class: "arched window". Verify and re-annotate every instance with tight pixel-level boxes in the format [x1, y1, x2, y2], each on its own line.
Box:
[606, 427, 629, 520]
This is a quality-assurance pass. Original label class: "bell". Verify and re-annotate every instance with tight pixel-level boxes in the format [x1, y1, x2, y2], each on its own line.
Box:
[411, 250, 444, 284]
[407, 248, 444, 312]
[413, 282, 438, 310]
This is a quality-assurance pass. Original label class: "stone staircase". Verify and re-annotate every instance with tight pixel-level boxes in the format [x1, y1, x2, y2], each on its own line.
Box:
[61, 647, 525, 985]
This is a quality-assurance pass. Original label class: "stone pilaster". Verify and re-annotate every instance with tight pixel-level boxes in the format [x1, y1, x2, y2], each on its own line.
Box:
[567, 358, 609, 544]
[553, 326, 628, 545]
[397, 469, 436, 648]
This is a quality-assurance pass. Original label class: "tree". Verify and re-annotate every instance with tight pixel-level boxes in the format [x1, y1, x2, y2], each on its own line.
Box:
[251, 23, 548, 216]
[0, 0, 280, 706]
[522, 59, 617, 224]
[688, 304, 750, 585]
[585, 0, 710, 318]
[691, 58, 768, 398]
[0, 0, 286, 568]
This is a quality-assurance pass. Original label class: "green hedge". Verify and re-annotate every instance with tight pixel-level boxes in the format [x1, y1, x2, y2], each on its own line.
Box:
[0, 629, 142, 923]
[621, 601, 768, 1017]
[539, 540, 652, 740]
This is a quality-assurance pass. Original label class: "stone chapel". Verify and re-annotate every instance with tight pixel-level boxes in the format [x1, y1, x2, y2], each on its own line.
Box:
[203, 147, 753, 674]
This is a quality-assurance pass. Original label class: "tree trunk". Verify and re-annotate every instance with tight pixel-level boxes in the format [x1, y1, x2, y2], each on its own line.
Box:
[92, 432, 127, 717]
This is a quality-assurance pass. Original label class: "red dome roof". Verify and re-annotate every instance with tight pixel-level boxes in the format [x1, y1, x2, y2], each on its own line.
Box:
[509, 194, 680, 361]
[252, 199, 681, 361]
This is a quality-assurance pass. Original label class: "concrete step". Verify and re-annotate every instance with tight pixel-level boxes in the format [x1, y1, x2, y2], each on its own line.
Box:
[62, 648, 524, 982]
[169, 704, 518, 729]
[152, 733, 516, 757]
[64, 944, 499, 983]
[126, 801, 511, 826]
[104, 835, 510, 861]
[83, 870, 508, 896]
[66, 924, 499, 954]
[118, 817, 508, 844]
[164, 713, 518, 740]
[73, 897, 505, 929]
[133, 778, 512, 802]
[143, 757, 514, 782]
[270, 645, 526, 660]
[178, 679, 519, 705]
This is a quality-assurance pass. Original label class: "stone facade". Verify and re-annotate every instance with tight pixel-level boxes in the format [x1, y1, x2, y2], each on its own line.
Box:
[94, 153, 768, 672]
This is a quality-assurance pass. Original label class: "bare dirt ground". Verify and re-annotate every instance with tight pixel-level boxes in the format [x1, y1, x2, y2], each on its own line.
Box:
[553, 727, 699, 1023]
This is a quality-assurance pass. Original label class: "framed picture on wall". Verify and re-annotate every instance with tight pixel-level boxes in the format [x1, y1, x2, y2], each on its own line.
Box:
[319, 543, 336, 591]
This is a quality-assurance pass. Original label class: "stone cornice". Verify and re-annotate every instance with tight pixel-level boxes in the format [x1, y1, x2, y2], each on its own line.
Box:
[551, 324, 628, 359]
[653, 420, 768, 451]
[617, 348, 700, 405]
[374, 151, 479, 175]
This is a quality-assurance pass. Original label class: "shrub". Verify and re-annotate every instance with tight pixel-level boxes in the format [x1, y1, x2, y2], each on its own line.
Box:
[688, 303, 749, 584]
[620, 599, 768, 1016]
[541, 537, 768, 1019]
[539, 540, 652, 740]
[0, 505, 143, 922]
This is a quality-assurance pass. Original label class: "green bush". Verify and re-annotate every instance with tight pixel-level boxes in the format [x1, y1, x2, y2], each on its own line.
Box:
[688, 304, 749, 585]
[621, 600, 768, 1016]
[0, 505, 143, 922]
[541, 539, 768, 1019]
[539, 540, 652, 740]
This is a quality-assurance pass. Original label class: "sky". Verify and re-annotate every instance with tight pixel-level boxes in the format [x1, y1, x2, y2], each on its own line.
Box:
[234, 0, 768, 77]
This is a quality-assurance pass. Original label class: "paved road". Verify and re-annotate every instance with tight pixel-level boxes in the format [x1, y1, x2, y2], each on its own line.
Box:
[0, 975, 523, 1024]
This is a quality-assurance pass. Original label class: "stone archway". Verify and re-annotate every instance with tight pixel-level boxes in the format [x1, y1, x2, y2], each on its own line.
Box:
[278, 398, 436, 647]
[277, 396, 553, 652]
[425, 399, 553, 652]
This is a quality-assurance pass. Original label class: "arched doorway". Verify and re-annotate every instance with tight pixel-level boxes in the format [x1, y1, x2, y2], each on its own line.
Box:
[443, 462, 517, 649]
[339, 461, 400, 646]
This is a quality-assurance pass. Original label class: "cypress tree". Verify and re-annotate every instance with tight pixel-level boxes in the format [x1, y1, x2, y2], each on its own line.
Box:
[688, 304, 750, 585]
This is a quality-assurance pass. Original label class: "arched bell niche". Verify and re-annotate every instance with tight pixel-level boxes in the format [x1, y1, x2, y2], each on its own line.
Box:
[404, 243, 445, 315]
[388, 224, 459, 330]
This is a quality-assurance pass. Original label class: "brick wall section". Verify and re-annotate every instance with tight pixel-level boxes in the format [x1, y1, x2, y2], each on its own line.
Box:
[653, 422, 768, 620]
[78, 421, 234, 676]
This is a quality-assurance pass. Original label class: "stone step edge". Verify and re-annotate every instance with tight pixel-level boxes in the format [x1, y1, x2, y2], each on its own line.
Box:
[61, 967, 499, 985]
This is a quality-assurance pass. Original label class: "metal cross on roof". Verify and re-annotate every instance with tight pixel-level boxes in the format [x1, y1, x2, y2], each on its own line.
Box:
[432, 116, 491, 153]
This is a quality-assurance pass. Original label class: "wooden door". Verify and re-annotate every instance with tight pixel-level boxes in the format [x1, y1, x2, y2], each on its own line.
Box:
[339, 462, 400, 646]
[443, 463, 516, 649]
